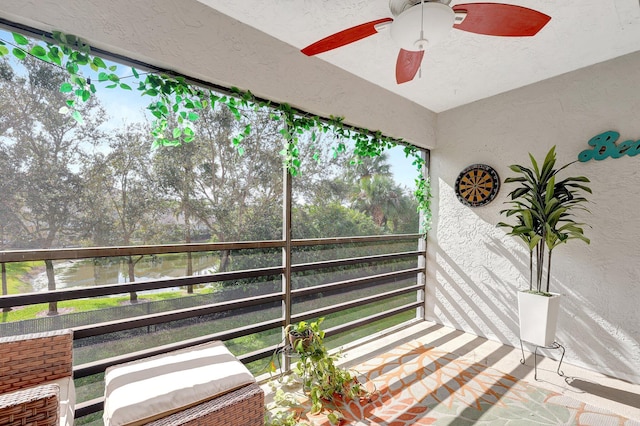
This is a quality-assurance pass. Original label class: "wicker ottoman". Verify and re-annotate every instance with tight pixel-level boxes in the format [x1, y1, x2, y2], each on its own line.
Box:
[144, 382, 264, 426]
[103, 341, 264, 426]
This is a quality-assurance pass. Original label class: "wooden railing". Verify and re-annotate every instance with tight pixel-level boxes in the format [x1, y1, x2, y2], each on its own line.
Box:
[0, 234, 425, 421]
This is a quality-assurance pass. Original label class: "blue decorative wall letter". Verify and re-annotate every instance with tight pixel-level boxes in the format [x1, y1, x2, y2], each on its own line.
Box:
[579, 131, 640, 162]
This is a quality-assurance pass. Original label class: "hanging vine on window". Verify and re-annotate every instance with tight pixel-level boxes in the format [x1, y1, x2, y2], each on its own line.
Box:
[0, 29, 432, 233]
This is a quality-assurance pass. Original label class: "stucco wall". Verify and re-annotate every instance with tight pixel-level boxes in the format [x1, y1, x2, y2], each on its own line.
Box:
[430, 51, 640, 383]
[0, 0, 436, 148]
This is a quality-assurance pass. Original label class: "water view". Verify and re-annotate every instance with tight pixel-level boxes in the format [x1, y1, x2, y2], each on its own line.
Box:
[28, 253, 218, 292]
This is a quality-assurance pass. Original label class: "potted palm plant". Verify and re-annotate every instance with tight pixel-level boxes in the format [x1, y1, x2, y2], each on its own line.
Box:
[497, 146, 591, 346]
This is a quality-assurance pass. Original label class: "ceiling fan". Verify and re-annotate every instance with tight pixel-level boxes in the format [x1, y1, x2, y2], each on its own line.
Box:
[301, 0, 551, 84]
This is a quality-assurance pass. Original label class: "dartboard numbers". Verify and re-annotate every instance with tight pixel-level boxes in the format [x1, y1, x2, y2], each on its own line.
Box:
[455, 164, 500, 207]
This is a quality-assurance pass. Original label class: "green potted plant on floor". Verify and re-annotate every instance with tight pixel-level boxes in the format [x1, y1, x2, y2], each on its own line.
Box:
[265, 318, 371, 425]
[497, 146, 591, 346]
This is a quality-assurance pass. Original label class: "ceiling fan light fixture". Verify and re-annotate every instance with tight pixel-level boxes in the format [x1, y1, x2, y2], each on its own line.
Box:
[390, 2, 455, 50]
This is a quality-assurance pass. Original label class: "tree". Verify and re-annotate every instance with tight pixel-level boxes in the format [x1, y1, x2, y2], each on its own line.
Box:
[346, 153, 392, 183]
[0, 58, 15, 137]
[351, 175, 405, 229]
[0, 144, 21, 304]
[0, 139, 21, 252]
[193, 107, 283, 243]
[293, 202, 381, 239]
[344, 153, 419, 233]
[292, 132, 352, 206]
[77, 152, 117, 247]
[0, 56, 106, 314]
[153, 120, 201, 291]
[82, 123, 161, 301]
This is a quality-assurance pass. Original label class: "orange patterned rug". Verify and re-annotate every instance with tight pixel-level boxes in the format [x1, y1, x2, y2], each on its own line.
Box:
[290, 341, 639, 426]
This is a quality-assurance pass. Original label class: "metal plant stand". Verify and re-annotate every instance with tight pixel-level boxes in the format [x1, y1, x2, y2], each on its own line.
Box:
[520, 340, 566, 381]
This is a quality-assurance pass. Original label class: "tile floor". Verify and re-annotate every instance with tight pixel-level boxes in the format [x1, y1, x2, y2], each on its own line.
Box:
[333, 321, 640, 423]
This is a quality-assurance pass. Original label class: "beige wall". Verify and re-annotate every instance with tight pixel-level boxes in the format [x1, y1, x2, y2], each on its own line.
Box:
[430, 51, 640, 382]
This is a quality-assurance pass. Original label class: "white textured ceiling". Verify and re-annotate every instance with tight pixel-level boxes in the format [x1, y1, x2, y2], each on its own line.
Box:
[196, 0, 640, 113]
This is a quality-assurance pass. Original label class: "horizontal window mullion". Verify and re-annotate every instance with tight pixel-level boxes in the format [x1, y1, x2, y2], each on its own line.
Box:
[291, 234, 420, 247]
[291, 251, 421, 273]
[292, 268, 421, 299]
[73, 318, 284, 378]
[324, 302, 422, 338]
[0, 266, 283, 309]
[72, 293, 284, 339]
[0, 240, 285, 263]
[0, 235, 420, 264]
[291, 284, 422, 323]
[237, 344, 282, 365]
[74, 398, 103, 420]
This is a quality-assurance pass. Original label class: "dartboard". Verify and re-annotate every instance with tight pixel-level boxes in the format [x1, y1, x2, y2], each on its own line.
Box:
[455, 164, 500, 207]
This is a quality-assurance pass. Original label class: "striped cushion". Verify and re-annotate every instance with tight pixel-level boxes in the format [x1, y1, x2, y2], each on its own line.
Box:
[103, 341, 255, 426]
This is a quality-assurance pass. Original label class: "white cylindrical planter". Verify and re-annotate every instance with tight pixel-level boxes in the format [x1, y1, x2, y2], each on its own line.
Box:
[517, 291, 561, 347]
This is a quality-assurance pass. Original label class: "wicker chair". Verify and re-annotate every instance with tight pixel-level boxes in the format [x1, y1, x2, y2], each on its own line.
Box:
[0, 329, 75, 426]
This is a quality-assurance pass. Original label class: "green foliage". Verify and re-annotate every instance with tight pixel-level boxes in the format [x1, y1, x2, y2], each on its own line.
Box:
[497, 146, 592, 293]
[0, 30, 118, 123]
[293, 203, 382, 239]
[266, 318, 368, 425]
[265, 385, 310, 426]
[0, 262, 38, 296]
[0, 29, 432, 233]
[351, 173, 418, 232]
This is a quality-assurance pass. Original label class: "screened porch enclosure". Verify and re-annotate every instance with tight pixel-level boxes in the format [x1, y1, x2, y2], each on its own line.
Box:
[0, 22, 428, 422]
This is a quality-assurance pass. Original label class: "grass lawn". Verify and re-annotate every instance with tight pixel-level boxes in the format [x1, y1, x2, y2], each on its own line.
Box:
[2, 261, 40, 294]
[1, 290, 194, 322]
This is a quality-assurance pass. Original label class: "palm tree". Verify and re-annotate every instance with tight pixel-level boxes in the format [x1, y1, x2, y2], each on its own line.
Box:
[346, 153, 392, 184]
[353, 175, 402, 228]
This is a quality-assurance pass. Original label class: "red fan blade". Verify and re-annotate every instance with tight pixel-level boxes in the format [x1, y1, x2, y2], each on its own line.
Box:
[453, 3, 551, 37]
[301, 18, 393, 56]
[396, 49, 425, 84]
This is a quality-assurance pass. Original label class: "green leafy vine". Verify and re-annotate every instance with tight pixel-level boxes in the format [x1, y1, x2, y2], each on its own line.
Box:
[0, 29, 432, 233]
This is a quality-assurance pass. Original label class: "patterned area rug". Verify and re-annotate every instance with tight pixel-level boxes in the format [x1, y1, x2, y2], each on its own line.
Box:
[295, 341, 639, 426]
